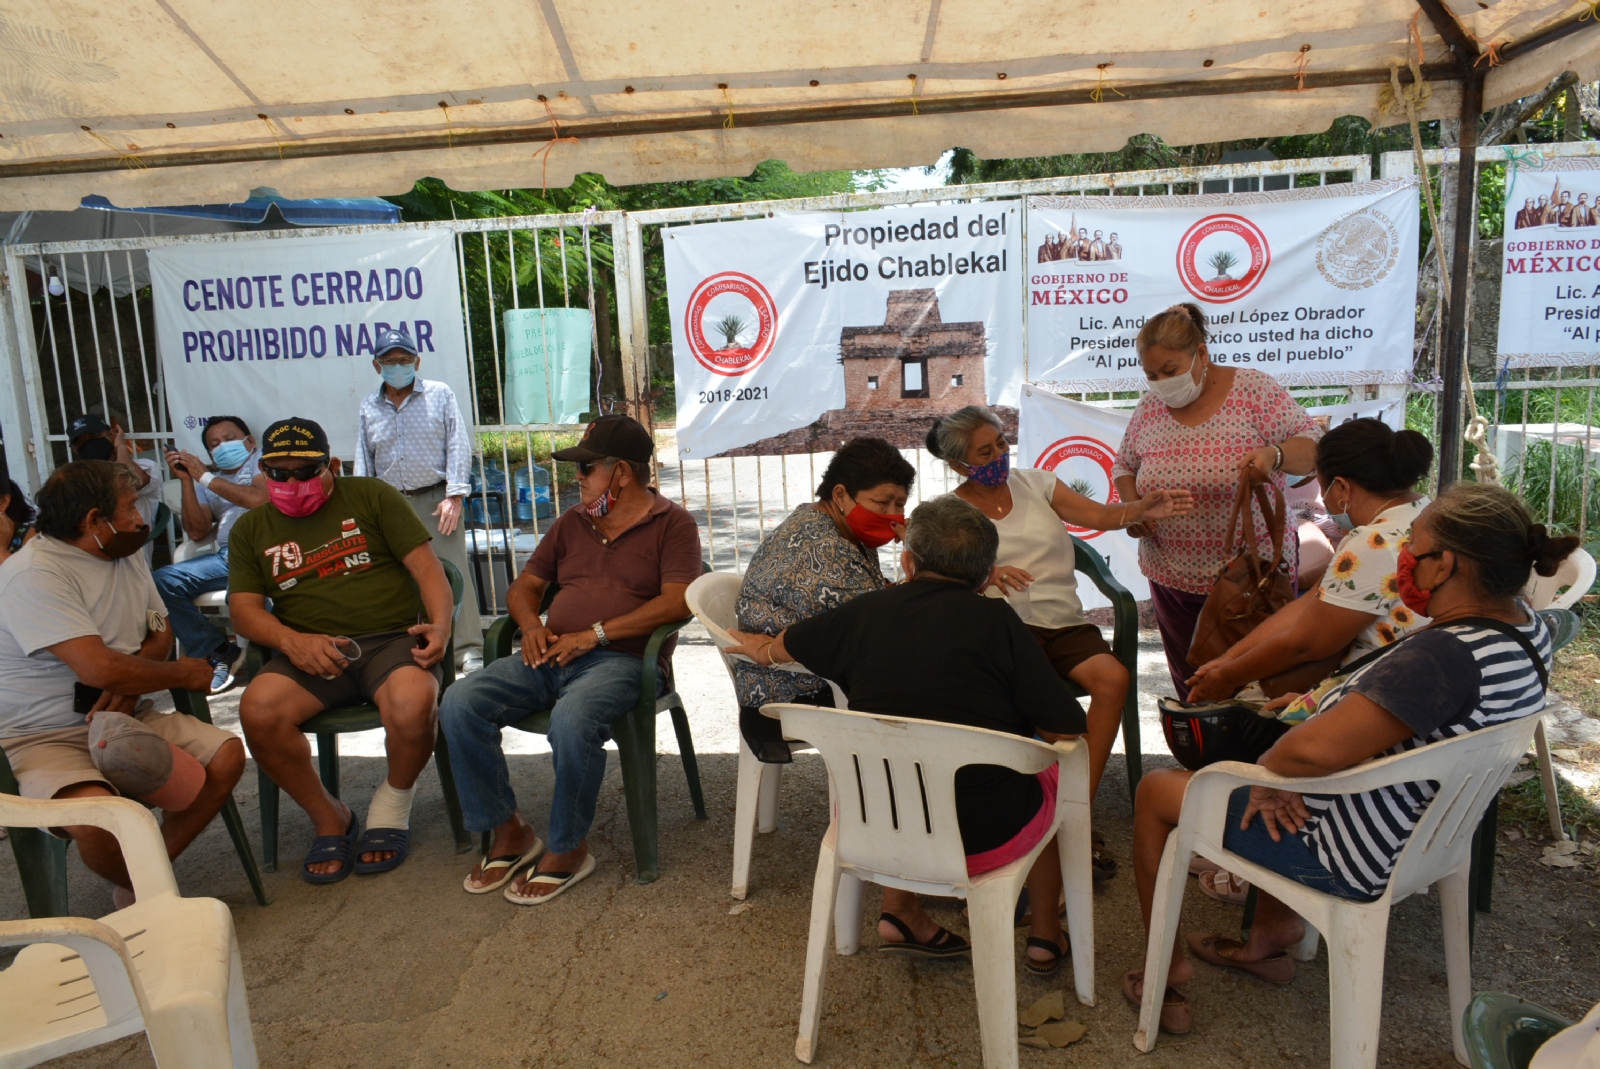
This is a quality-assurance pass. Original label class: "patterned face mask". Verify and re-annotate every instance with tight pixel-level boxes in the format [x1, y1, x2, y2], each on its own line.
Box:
[965, 451, 1011, 487]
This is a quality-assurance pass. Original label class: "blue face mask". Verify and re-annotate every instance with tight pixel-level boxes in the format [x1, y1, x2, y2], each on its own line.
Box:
[380, 363, 416, 389]
[210, 439, 251, 472]
[965, 450, 1011, 488]
[1326, 481, 1354, 532]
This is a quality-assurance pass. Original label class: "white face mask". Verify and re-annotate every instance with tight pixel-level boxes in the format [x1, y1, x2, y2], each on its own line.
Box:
[1148, 352, 1206, 409]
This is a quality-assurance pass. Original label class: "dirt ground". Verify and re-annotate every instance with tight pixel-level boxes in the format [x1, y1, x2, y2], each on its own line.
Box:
[6, 627, 1600, 1068]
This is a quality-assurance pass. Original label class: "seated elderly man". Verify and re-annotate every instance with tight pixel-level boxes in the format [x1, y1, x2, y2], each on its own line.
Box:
[0, 460, 240, 908]
[440, 415, 702, 905]
[724, 495, 1087, 974]
[231, 418, 455, 884]
[156, 415, 268, 692]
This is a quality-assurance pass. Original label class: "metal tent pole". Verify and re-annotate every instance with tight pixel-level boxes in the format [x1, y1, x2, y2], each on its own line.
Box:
[1436, 73, 1483, 490]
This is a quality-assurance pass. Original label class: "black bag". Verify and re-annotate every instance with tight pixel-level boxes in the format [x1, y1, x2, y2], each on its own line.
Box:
[1159, 697, 1290, 771]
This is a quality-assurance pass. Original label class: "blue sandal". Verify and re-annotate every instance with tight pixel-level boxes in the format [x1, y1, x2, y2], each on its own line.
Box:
[352, 827, 411, 875]
[302, 811, 360, 884]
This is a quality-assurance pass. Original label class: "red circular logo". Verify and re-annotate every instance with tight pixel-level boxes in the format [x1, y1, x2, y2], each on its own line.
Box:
[1034, 436, 1120, 539]
[1176, 214, 1270, 304]
[684, 272, 778, 377]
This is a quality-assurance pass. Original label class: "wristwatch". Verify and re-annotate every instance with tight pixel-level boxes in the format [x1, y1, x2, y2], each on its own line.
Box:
[591, 621, 610, 647]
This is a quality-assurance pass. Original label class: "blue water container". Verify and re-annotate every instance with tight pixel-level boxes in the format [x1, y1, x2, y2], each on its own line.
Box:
[513, 464, 553, 521]
[468, 462, 509, 527]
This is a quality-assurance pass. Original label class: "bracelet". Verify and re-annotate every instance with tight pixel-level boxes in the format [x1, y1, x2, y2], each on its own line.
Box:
[1271, 445, 1284, 472]
[1118, 504, 1129, 529]
[199, 471, 216, 489]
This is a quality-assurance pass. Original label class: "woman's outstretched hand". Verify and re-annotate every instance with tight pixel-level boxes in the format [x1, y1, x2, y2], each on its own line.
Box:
[1135, 488, 1194, 523]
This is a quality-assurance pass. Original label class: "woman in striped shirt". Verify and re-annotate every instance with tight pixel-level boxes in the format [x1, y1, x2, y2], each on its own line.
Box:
[1125, 483, 1578, 1036]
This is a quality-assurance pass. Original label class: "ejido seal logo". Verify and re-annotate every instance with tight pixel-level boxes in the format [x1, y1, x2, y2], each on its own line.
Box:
[684, 272, 778, 377]
[1176, 214, 1270, 304]
[1035, 436, 1121, 540]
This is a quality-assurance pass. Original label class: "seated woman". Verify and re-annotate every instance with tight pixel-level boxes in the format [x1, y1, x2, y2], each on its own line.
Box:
[733, 437, 914, 763]
[927, 406, 1192, 835]
[1187, 418, 1436, 704]
[726, 496, 1087, 974]
[0, 478, 38, 567]
[1128, 483, 1576, 1035]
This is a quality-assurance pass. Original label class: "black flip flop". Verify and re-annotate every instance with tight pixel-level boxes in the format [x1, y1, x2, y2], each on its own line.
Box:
[303, 810, 360, 885]
[352, 827, 410, 875]
[1024, 934, 1070, 976]
[1092, 830, 1118, 883]
[877, 912, 971, 959]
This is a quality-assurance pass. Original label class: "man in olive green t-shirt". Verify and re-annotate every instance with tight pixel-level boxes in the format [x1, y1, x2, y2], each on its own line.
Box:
[231, 418, 455, 884]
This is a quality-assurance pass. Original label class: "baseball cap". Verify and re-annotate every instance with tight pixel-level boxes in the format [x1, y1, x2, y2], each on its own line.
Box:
[88, 711, 206, 812]
[373, 326, 418, 358]
[552, 415, 654, 465]
[260, 418, 331, 462]
[68, 413, 112, 443]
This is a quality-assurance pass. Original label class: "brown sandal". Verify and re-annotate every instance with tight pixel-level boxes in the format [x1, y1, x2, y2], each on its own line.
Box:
[1122, 970, 1193, 1035]
[1186, 933, 1296, 984]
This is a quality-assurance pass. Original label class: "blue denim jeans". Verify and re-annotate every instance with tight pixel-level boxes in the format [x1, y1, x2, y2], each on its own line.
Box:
[1221, 786, 1378, 902]
[438, 649, 664, 852]
[153, 547, 231, 660]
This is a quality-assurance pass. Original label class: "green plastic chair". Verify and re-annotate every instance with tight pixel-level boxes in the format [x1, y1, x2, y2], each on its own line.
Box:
[1463, 992, 1573, 1069]
[0, 688, 270, 917]
[480, 574, 708, 885]
[251, 559, 474, 871]
[1068, 534, 1144, 800]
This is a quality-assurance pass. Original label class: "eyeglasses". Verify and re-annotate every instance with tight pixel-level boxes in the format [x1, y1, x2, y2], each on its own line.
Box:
[263, 462, 327, 482]
[577, 458, 617, 477]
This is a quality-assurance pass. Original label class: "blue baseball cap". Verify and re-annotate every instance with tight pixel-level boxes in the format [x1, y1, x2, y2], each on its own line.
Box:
[373, 326, 418, 358]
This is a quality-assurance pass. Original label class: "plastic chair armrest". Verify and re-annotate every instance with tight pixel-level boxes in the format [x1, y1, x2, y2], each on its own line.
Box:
[1070, 535, 1138, 664]
[638, 617, 691, 710]
[0, 795, 178, 900]
[484, 616, 517, 666]
[0, 916, 144, 1023]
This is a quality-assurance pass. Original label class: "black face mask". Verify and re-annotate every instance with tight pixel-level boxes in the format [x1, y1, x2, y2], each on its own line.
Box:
[94, 520, 149, 560]
[76, 438, 115, 462]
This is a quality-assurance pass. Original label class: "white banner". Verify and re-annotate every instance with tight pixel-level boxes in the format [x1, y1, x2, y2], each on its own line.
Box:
[150, 231, 474, 459]
[665, 204, 1023, 459]
[1015, 385, 1146, 610]
[1025, 179, 1419, 392]
[1496, 158, 1600, 369]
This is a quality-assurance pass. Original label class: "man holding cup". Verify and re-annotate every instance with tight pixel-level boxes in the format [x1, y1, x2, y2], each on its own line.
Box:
[229, 418, 455, 883]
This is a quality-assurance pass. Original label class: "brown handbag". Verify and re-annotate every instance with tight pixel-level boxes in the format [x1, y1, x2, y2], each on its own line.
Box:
[1187, 475, 1295, 670]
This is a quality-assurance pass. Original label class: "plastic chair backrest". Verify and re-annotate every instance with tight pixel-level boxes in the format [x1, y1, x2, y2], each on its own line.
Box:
[1526, 547, 1597, 610]
[685, 572, 744, 683]
[0, 794, 179, 901]
[773, 703, 1058, 889]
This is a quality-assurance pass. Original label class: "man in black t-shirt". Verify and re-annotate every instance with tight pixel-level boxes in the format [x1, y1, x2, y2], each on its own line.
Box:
[727, 495, 1085, 972]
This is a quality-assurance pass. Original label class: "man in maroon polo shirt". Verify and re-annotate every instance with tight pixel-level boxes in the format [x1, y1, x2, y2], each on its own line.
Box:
[438, 415, 703, 904]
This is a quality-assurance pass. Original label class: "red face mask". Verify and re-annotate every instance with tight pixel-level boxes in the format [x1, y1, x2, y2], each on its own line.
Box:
[268, 474, 331, 518]
[845, 503, 905, 549]
[1394, 546, 1436, 616]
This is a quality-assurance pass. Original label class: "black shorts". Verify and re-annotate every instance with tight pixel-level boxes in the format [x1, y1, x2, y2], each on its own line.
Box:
[258, 630, 442, 709]
[1029, 623, 1113, 680]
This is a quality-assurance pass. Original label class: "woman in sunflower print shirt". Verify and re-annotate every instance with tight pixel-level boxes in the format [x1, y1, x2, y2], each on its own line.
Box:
[1187, 419, 1435, 701]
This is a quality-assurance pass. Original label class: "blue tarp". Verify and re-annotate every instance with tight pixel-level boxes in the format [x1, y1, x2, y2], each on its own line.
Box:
[80, 187, 399, 226]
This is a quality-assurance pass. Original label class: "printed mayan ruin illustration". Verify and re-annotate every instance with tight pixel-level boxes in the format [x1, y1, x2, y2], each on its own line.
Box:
[715, 289, 1016, 456]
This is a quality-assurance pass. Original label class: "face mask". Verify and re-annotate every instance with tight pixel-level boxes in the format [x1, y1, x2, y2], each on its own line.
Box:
[1326, 483, 1354, 532]
[583, 466, 619, 518]
[268, 473, 331, 517]
[1148, 354, 1206, 409]
[77, 437, 115, 462]
[845, 503, 905, 549]
[210, 440, 251, 471]
[380, 363, 417, 389]
[965, 451, 1011, 488]
[92, 520, 149, 560]
[1395, 546, 1436, 616]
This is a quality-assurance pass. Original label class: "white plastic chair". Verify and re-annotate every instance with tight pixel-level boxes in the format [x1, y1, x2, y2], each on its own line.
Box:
[772, 703, 1095, 1069]
[0, 793, 258, 1069]
[1523, 551, 1594, 840]
[685, 572, 848, 901]
[1134, 715, 1539, 1069]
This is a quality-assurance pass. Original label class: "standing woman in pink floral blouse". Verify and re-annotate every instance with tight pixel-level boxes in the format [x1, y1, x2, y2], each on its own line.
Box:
[1112, 304, 1323, 698]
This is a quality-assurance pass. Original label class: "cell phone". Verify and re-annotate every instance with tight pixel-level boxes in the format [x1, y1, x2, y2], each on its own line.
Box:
[73, 682, 104, 715]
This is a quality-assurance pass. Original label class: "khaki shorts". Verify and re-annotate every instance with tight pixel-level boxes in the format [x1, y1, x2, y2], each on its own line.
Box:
[1029, 623, 1114, 680]
[255, 630, 442, 710]
[1, 705, 235, 805]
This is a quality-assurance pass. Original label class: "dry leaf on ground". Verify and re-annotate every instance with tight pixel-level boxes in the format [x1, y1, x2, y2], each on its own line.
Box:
[1018, 990, 1066, 1028]
[1035, 1020, 1088, 1047]
[1018, 1035, 1052, 1049]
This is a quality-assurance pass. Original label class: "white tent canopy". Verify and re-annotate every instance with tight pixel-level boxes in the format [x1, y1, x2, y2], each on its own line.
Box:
[1, 0, 1598, 209]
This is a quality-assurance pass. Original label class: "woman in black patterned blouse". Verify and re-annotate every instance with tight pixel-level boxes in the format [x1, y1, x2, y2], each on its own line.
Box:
[734, 438, 915, 762]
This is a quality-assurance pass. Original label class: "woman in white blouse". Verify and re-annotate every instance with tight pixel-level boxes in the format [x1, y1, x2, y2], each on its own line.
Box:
[929, 407, 1193, 824]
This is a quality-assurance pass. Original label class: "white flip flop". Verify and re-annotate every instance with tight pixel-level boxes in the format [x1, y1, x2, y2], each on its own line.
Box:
[504, 853, 597, 906]
[462, 838, 545, 894]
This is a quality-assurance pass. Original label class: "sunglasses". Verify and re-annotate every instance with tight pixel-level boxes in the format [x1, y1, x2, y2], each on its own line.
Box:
[577, 458, 617, 477]
[263, 462, 327, 482]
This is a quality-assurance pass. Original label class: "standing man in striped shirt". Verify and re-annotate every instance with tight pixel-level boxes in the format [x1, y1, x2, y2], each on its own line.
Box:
[355, 326, 483, 662]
